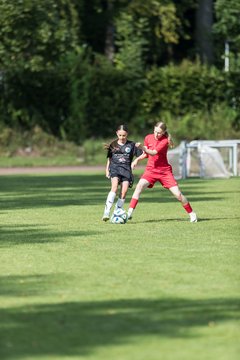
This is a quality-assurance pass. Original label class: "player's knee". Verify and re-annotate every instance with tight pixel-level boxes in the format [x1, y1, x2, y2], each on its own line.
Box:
[176, 192, 182, 202]
[136, 184, 144, 193]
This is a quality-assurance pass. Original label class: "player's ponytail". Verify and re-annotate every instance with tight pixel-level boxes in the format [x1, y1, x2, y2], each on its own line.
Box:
[103, 140, 118, 151]
[155, 121, 174, 148]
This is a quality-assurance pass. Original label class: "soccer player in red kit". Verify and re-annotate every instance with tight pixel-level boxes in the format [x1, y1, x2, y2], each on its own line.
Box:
[127, 121, 197, 222]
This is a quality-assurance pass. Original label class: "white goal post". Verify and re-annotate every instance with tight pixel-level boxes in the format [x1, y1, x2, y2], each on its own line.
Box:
[168, 140, 240, 179]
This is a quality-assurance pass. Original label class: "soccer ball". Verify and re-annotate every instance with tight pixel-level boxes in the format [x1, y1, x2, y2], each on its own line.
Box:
[110, 208, 128, 224]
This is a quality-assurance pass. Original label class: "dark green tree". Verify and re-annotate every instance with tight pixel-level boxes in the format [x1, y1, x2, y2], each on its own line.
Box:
[0, 0, 80, 72]
[195, 0, 214, 64]
[213, 0, 240, 70]
[0, 0, 81, 133]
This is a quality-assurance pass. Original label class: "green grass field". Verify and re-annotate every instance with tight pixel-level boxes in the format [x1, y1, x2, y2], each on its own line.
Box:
[0, 171, 239, 360]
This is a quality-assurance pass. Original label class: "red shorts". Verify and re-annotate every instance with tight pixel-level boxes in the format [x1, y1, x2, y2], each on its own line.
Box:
[141, 166, 177, 189]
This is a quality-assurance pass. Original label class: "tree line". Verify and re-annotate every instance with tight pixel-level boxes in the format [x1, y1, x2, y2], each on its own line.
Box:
[0, 0, 239, 144]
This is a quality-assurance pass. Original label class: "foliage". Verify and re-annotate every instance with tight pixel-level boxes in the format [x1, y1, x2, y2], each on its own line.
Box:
[0, 66, 71, 133]
[173, 0, 197, 39]
[0, 0, 80, 72]
[160, 104, 240, 142]
[78, 0, 181, 63]
[0, 1, 239, 149]
[1, 55, 239, 145]
[140, 61, 239, 126]
[62, 50, 92, 144]
[226, 70, 240, 129]
[66, 54, 146, 142]
[213, 0, 240, 70]
[0, 0, 81, 137]
[121, 0, 182, 66]
[214, 0, 240, 47]
[0, 125, 80, 159]
[127, 0, 180, 44]
[132, 60, 240, 140]
[114, 13, 149, 74]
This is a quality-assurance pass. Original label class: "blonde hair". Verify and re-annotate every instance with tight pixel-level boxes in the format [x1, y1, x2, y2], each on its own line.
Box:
[155, 121, 173, 148]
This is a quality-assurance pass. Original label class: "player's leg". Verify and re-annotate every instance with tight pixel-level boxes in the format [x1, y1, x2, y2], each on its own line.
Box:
[115, 180, 129, 210]
[102, 177, 119, 221]
[169, 185, 197, 222]
[127, 178, 150, 219]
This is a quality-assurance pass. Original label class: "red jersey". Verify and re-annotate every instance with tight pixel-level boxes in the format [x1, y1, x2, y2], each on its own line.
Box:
[144, 133, 170, 171]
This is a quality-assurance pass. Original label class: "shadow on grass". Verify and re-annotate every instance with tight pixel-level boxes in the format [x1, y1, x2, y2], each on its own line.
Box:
[0, 174, 107, 209]
[129, 216, 240, 224]
[0, 274, 62, 297]
[0, 175, 225, 211]
[0, 225, 101, 246]
[0, 296, 239, 359]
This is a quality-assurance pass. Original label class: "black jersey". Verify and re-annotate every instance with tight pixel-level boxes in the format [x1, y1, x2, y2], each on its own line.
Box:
[107, 140, 142, 186]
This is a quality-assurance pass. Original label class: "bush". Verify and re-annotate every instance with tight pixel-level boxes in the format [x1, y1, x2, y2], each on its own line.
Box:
[66, 54, 146, 143]
[142, 61, 227, 117]
[0, 126, 79, 158]
[1, 68, 70, 135]
[0, 58, 239, 146]
[160, 104, 240, 143]
[137, 61, 240, 140]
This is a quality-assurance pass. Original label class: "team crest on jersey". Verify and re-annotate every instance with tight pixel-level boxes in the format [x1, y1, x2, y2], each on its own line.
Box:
[125, 147, 131, 153]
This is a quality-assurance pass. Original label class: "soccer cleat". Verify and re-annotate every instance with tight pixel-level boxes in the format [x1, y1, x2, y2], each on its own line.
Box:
[102, 211, 110, 222]
[127, 210, 132, 220]
[189, 211, 197, 223]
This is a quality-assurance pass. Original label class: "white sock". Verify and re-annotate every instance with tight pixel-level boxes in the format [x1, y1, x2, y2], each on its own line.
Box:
[105, 191, 116, 213]
[128, 208, 134, 216]
[115, 198, 125, 209]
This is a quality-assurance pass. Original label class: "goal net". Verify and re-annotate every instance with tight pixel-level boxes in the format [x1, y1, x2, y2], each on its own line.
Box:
[168, 140, 239, 179]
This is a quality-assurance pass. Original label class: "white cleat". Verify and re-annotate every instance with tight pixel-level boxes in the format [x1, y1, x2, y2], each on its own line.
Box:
[102, 212, 110, 222]
[127, 211, 132, 220]
[189, 212, 198, 223]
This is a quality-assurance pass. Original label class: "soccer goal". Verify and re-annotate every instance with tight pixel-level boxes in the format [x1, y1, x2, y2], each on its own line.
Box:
[168, 140, 240, 179]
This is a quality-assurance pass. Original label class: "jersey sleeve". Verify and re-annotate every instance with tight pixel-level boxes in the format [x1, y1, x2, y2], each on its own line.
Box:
[134, 144, 143, 157]
[107, 147, 112, 158]
[154, 137, 169, 153]
[136, 148, 143, 157]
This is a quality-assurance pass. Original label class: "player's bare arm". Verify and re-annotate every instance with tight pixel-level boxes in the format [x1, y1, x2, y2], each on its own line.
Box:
[131, 151, 147, 170]
[136, 143, 158, 156]
[105, 158, 110, 178]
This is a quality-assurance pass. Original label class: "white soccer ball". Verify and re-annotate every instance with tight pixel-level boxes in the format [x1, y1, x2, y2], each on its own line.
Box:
[110, 208, 128, 224]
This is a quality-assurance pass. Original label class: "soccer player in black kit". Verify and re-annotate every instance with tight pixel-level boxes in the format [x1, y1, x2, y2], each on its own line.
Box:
[102, 124, 143, 221]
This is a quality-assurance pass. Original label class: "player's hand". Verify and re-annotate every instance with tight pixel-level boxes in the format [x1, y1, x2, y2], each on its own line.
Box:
[131, 160, 138, 169]
[135, 142, 142, 148]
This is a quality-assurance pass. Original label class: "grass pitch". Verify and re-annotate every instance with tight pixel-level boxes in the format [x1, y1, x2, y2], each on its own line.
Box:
[0, 171, 239, 360]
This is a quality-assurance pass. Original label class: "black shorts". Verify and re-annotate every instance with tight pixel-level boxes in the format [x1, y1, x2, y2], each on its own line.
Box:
[110, 166, 134, 188]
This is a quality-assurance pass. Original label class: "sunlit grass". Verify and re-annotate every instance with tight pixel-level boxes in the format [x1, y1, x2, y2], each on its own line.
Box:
[0, 173, 239, 360]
